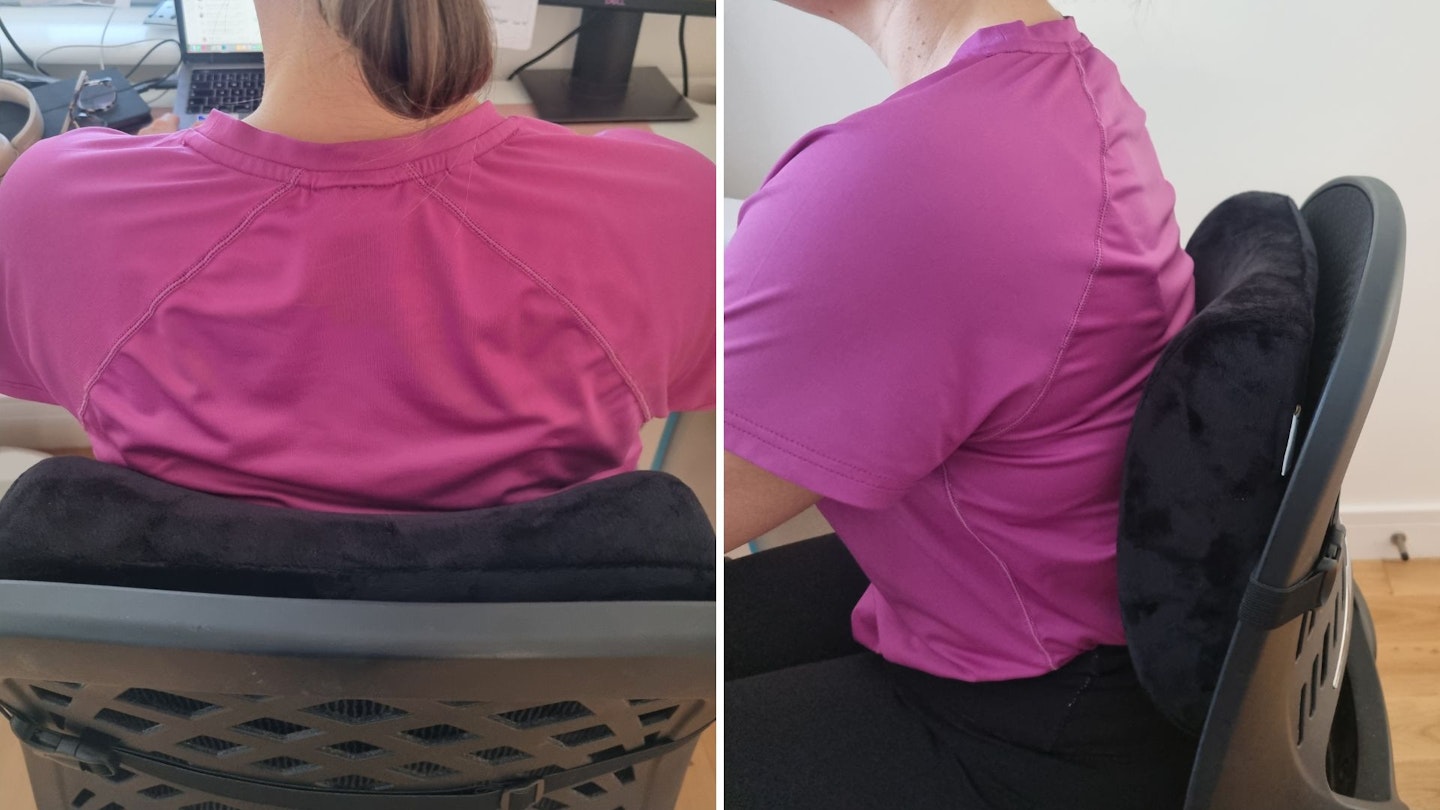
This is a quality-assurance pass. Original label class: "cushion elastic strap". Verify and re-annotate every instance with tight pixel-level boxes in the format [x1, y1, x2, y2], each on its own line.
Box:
[1237, 523, 1345, 630]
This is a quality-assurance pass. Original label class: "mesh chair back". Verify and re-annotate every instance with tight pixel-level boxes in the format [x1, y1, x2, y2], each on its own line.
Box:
[0, 463, 714, 810]
[1185, 177, 1406, 809]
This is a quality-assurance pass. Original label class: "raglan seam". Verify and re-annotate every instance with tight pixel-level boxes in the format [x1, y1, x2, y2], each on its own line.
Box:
[77, 171, 303, 423]
[407, 164, 655, 421]
[976, 43, 1112, 441]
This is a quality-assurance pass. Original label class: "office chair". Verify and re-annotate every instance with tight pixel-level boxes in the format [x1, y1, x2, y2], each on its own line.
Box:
[0, 458, 715, 810]
[727, 177, 1406, 809]
[1117, 176, 1406, 809]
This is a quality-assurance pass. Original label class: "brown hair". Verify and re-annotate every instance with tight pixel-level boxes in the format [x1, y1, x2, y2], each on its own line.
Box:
[317, 0, 494, 120]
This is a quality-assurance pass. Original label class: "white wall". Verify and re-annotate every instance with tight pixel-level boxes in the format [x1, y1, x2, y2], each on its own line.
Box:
[727, 0, 1440, 556]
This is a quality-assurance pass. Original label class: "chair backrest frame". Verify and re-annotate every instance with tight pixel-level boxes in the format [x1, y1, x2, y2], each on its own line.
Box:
[1184, 177, 1406, 810]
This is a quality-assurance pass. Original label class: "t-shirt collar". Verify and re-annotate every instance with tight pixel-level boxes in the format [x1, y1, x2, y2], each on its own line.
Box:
[951, 15, 1085, 64]
[184, 101, 516, 187]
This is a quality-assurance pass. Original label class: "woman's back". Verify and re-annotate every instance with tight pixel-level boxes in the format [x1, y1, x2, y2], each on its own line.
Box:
[725, 18, 1193, 679]
[0, 107, 714, 512]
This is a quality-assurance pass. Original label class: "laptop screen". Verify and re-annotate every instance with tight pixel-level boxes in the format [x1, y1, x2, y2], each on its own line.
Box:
[179, 0, 264, 55]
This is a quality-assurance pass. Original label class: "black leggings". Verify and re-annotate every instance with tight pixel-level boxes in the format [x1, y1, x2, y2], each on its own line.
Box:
[725, 535, 1199, 810]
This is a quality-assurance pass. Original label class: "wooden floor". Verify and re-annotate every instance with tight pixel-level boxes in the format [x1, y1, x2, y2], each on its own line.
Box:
[0, 722, 715, 810]
[1356, 558, 1440, 807]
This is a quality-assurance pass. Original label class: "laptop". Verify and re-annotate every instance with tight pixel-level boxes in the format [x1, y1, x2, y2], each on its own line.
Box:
[173, 0, 266, 129]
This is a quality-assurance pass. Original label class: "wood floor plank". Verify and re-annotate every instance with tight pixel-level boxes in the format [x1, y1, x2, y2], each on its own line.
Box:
[677, 725, 717, 810]
[1384, 695, 1440, 764]
[0, 726, 37, 810]
[1359, 594, 1440, 646]
[1355, 559, 1395, 597]
[1383, 559, 1440, 597]
[1396, 760, 1440, 809]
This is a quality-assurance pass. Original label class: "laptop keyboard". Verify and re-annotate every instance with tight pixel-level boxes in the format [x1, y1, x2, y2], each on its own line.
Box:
[187, 68, 265, 115]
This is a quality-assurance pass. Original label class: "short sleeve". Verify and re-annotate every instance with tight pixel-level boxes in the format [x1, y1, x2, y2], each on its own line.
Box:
[724, 128, 1010, 509]
[667, 315, 716, 413]
[0, 127, 234, 414]
[592, 130, 716, 416]
[0, 140, 69, 406]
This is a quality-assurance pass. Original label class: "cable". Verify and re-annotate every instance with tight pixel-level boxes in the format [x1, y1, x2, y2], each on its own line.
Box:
[98, 5, 117, 70]
[0, 12, 47, 76]
[124, 38, 181, 81]
[506, 23, 586, 82]
[678, 14, 689, 98]
[33, 37, 170, 77]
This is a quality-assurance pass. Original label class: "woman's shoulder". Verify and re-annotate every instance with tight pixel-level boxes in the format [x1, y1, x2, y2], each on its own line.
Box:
[2, 126, 210, 220]
[456, 116, 714, 239]
[6, 127, 147, 188]
[500, 115, 713, 185]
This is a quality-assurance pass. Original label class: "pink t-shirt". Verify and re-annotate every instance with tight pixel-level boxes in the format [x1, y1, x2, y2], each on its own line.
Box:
[726, 18, 1194, 681]
[0, 103, 714, 512]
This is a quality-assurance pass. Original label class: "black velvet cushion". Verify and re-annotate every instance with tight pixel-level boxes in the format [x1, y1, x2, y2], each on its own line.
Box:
[1117, 192, 1318, 735]
[0, 456, 714, 602]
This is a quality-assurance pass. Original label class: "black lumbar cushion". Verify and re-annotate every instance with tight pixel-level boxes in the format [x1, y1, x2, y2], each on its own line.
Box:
[0, 456, 714, 602]
[1117, 191, 1318, 735]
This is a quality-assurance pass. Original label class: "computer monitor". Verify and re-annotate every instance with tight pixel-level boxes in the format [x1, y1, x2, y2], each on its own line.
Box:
[521, 0, 715, 124]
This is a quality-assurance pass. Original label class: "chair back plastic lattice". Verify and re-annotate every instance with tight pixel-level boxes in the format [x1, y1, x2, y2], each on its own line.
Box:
[7, 679, 705, 809]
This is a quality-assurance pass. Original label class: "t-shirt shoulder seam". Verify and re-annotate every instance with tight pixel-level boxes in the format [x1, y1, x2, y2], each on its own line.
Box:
[406, 164, 655, 421]
[76, 171, 303, 424]
[977, 43, 1113, 441]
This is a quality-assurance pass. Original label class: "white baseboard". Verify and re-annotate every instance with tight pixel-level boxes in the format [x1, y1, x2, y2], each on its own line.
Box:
[1339, 504, 1440, 560]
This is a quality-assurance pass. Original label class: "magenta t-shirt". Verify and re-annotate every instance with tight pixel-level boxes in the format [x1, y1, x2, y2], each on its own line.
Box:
[726, 18, 1195, 681]
[0, 103, 714, 512]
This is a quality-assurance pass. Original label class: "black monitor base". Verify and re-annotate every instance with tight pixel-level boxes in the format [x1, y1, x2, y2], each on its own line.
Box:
[519, 66, 697, 124]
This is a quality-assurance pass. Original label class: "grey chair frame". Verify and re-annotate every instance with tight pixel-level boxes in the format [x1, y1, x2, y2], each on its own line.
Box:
[0, 583, 714, 809]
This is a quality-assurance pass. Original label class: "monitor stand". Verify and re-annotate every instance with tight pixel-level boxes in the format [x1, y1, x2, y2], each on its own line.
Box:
[519, 8, 698, 124]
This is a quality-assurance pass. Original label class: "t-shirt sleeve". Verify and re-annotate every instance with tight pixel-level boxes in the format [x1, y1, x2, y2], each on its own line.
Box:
[0, 139, 70, 406]
[724, 129, 1002, 509]
[598, 131, 716, 416]
[666, 307, 716, 413]
[0, 129, 169, 413]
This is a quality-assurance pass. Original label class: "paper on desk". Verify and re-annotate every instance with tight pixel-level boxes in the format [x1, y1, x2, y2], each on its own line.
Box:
[487, 0, 539, 51]
[19, 0, 131, 7]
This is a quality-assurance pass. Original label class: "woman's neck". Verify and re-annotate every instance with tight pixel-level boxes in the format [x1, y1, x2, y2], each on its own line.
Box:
[243, 4, 478, 144]
[857, 0, 1063, 87]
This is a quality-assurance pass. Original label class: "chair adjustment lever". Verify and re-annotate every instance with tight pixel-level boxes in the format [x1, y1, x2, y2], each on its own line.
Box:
[1238, 523, 1346, 630]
